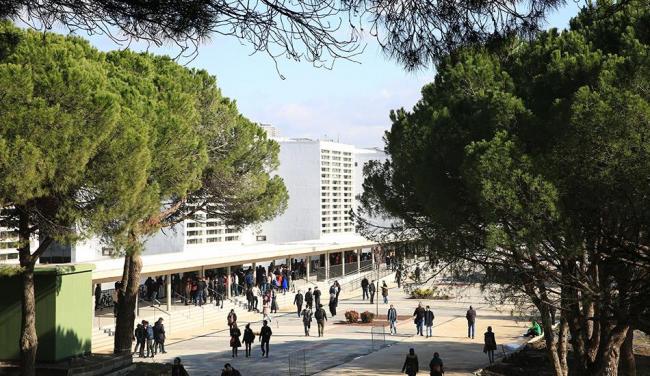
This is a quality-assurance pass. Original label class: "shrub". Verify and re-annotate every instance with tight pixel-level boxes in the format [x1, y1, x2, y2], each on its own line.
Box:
[360, 311, 375, 323]
[345, 310, 360, 323]
[410, 288, 435, 299]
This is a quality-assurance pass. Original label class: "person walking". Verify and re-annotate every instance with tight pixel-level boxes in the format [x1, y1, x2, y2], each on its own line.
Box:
[171, 357, 189, 376]
[429, 352, 444, 376]
[134, 322, 145, 357]
[315, 304, 328, 337]
[466, 306, 476, 339]
[262, 296, 272, 322]
[294, 290, 304, 317]
[413, 303, 425, 336]
[328, 292, 337, 317]
[145, 321, 155, 358]
[401, 348, 419, 376]
[313, 286, 322, 308]
[424, 306, 434, 338]
[361, 277, 369, 300]
[305, 287, 313, 310]
[259, 320, 272, 357]
[414, 266, 421, 283]
[381, 281, 389, 304]
[388, 304, 398, 335]
[302, 307, 313, 336]
[243, 323, 255, 358]
[484, 326, 497, 364]
[271, 289, 278, 313]
[227, 309, 237, 328]
[229, 323, 242, 358]
[153, 317, 166, 354]
[368, 281, 376, 304]
[395, 268, 402, 288]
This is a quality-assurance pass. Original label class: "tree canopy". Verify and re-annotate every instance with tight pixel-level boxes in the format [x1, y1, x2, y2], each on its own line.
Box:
[0, 22, 288, 373]
[1, 0, 628, 69]
[359, 1, 650, 375]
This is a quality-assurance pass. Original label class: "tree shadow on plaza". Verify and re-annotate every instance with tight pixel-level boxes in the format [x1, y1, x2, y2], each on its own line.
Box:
[160, 338, 483, 376]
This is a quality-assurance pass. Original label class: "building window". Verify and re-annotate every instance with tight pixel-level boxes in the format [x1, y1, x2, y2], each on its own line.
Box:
[207, 237, 222, 243]
[225, 236, 239, 242]
[207, 229, 223, 235]
[101, 247, 115, 256]
[187, 230, 203, 237]
[187, 238, 203, 245]
[256, 235, 267, 241]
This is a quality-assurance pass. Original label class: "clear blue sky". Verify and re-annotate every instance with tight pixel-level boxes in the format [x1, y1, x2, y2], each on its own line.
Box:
[81, 3, 580, 148]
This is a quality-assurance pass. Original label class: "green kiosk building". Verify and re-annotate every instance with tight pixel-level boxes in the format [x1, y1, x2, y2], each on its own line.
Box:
[0, 264, 94, 362]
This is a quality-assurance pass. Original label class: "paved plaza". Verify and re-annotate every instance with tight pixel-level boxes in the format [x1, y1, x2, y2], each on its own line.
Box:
[135, 281, 531, 375]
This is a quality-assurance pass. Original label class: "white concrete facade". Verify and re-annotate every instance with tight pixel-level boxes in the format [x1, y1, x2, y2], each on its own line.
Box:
[0, 137, 390, 265]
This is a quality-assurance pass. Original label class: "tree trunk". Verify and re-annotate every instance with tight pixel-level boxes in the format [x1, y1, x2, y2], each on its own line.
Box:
[113, 254, 142, 354]
[558, 317, 569, 376]
[592, 325, 629, 376]
[17, 206, 37, 376]
[19, 262, 37, 376]
[618, 329, 636, 376]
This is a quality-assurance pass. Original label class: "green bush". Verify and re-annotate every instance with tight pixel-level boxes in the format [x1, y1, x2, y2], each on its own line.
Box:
[360, 311, 375, 323]
[410, 288, 435, 299]
[345, 310, 360, 323]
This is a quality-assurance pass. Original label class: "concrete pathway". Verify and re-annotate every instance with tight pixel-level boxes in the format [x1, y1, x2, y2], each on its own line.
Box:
[135, 280, 530, 375]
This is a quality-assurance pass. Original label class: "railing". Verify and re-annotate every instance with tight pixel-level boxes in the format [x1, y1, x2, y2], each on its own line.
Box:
[148, 304, 172, 335]
[370, 326, 387, 351]
[288, 349, 308, 376]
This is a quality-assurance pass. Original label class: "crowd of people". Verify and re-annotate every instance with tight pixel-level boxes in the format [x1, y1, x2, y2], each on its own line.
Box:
[133, 317, 166, 358]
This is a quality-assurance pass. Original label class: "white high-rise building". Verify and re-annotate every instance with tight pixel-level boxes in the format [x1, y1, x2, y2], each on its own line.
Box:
[258, 138, 387, 243]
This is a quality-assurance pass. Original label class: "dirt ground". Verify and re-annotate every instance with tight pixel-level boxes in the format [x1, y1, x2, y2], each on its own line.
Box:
[480, 331, 650, 376]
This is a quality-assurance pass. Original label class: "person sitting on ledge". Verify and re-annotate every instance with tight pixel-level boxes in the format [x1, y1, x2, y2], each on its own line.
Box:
[524, 320, 543, 337]
[171, 357, 189, 376]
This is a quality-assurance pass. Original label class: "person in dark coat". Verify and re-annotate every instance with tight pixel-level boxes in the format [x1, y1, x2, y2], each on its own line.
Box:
[243, 323, 255, 357]
[413, 303, 425, 336]
[429, 352, 444, 376]
[221, 363, 242, 376]
[153, 317, 167, 354]
[424, 306, 435, 338]
[302, 307, 313, 336]
[227, 309, 237, 328]
[171, 357, 189, 376]
[361, 277, 370, 300]
[368, 281, 376, 304]
[229, 323, 241, 358]
[466, 306, 477, 339]
[271, 289, 278, 313]
[305, 288, 313, 309]
[315, 304, 328, 337]
[402, 348, 419, 376]
[259, 320, 273, 357]
[484, 326, 497, 364]
[329, 292, 337, 316]
[134, 322, 145, 357]
[294, 290, 304, 317]
[313, 286, 322, 308]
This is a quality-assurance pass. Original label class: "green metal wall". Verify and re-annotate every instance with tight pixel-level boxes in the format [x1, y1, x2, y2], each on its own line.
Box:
[0, 264, 93, 362]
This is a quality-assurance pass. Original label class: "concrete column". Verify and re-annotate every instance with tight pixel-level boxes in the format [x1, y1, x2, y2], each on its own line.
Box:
[357, 249, 361, 274]
[135, 292, 139, 317]
[288, 257, 292, 271]
[371, 250, 375, 268]
[166, 275, 172, 311]
[306, 257, 311, 281]
[341, 251, 345, 276]
[325, 252, 330, 280]
[227, 265, 232, 299]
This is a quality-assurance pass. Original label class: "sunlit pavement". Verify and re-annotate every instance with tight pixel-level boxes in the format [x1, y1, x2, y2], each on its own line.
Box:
[135, 282, 529, 375]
